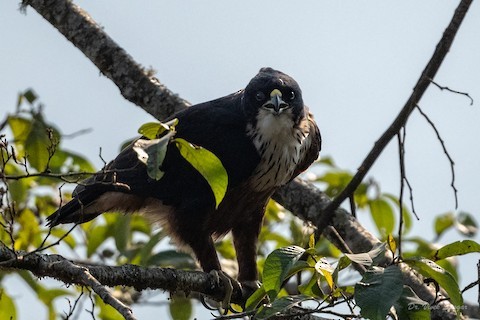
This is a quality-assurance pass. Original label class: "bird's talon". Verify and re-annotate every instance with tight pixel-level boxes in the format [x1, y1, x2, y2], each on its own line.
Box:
[209, 270, 235, 311]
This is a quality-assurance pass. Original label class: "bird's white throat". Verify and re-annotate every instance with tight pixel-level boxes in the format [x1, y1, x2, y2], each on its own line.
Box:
[247, 109, 309, 191]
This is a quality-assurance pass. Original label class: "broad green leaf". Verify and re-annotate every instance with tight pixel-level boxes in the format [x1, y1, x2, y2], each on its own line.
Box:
[405, 257, 463, 309]
[64, 150, 96, 172]
[37, 287, 72, 305]
[113, 215, 131, 252]
[96, 295, 124, 320]
[7, 116, 32, 146]
[24, 117, 52, 171]
[245, 285, 267, 311]
[384, 193, 413, 235]
[260, 231, 291, 248]
[433, 240, 480, 261]
[138, 122, 167, 139]
[394, 285, 430, 320]
[355, 265, 403, 320]
[129, 215, 152, 235]
[23, 89, 38, 104]
[174, 138, 228, 208]
[317, 171, 353, 196]
[169, 295, 192, 320]
[434, 212, 455, 238]
[456, 211, 478, 237]
[86, 225, 111, 257]
[0, 289, 17, 320]
[147, 250, 196, 269]
[15, 209, 42, 250]
[215, 239, 236, 259]
[298, 272, 323, 297]
[133, 134, 172, 181]
[369, 198, 395, 238]
[136, 231, 164, 265]
[49, 228, 77, 249]
[138, 118, 178, 140]
[3, 163, 30, 203]
[263, 246, 305, 300]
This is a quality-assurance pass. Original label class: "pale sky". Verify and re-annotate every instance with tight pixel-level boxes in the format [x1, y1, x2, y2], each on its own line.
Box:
[1, 1, 479, 319]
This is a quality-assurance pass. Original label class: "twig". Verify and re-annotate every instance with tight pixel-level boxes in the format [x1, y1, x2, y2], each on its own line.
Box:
[320, 0, 473, 232]
[429, 78, 474, 105]
[416, 105, 458, 209]
[397, 131, 405, 259]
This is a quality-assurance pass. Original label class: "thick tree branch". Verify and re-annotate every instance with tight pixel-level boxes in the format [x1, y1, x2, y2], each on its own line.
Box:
[0, 243, 243, 305]
[321, 0, 473, 227]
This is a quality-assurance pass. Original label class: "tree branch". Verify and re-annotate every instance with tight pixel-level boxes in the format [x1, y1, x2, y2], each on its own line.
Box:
[321, 0, 473, 229]
[0, 243, 243, 305]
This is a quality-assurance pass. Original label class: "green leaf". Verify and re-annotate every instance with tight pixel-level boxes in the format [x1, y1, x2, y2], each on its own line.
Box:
[49, 228, 76, 249]
[138, 118, 178, 140]
[8, 116, 32, 146]
[147, 250, 196, 269]
[23, 89, 38, 104]
[138, 122, 166, 140]
[245, 285, 267, 311]
[355, 265, 403, 320]
[405, 257, 463, 309]
[96, 295, 124, 320]
[434, 212, 455, 238]
[263, 246, 305, 300]
[169, 295, 192, 320]
[133, 134, 172, 181]
[86, 225, 111, 257]
[174, 138, 228, 208]
[369, 198, 395, 238]
[0, 289, 17, 320]
[113, 215, 131, 252]
[384, 193, 413, 235]
[24, 117, 52, 171]
[298, 272, 323, 297]
[433, 240, 480, 261]
[64, 150, 96, 172]
[456, 211, 478, 237]
[394, 285, 430, 320]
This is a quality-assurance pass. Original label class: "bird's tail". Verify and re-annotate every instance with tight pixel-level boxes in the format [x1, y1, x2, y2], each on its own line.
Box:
[46, 193, 103, 228]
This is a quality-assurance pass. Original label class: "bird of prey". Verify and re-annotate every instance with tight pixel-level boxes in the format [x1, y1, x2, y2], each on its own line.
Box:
[47, 67, 321, 289]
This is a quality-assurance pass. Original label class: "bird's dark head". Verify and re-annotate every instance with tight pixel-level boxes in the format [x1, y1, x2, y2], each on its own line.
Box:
[243, 67, 304, 125]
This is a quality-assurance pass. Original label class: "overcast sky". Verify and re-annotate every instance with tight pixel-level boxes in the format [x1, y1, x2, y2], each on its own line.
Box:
[1, 1, 479, 319]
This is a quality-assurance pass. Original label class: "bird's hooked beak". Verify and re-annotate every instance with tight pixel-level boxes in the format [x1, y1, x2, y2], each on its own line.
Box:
[263, 89, 289, 114]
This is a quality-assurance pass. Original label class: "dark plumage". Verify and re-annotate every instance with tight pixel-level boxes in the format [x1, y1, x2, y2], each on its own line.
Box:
[47, 67, 321, 283]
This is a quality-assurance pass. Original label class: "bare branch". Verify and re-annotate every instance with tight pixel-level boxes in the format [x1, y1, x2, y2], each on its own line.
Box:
[416, 105, 458, 209]
[0, 243, 242, 305]
[321, 0, 473, 228]
[429, 78, 474, 105]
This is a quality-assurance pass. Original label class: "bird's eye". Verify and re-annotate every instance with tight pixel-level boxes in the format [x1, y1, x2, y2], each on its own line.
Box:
[255, 91, 265, 101]
[289, 91, 296, 101]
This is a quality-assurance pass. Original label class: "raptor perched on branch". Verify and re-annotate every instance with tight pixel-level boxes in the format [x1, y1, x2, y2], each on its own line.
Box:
[47, 67, 321, 287]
